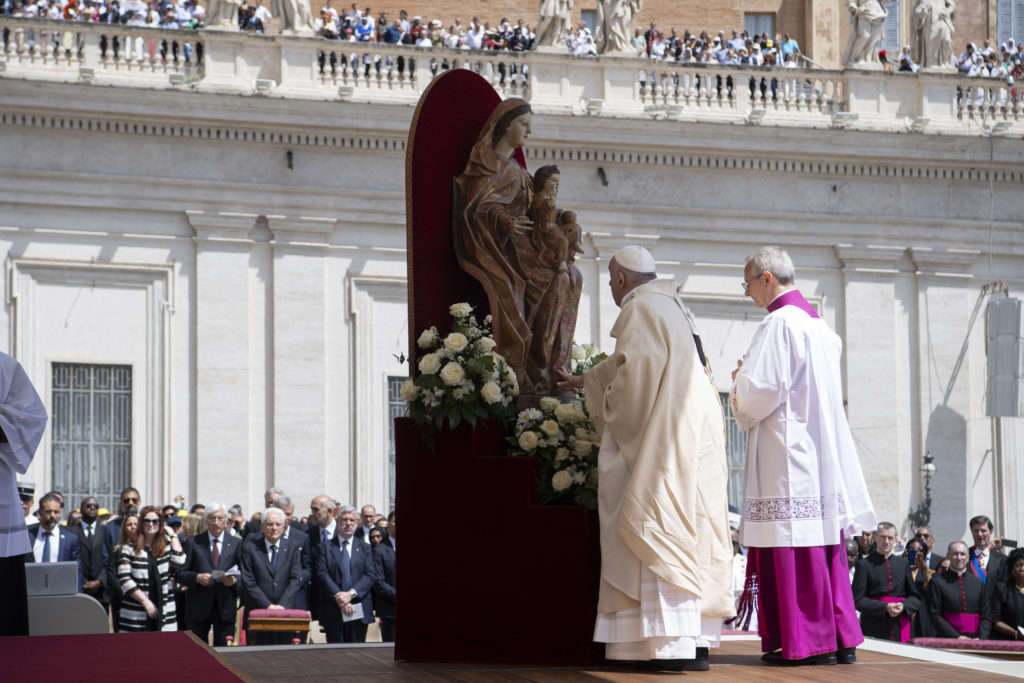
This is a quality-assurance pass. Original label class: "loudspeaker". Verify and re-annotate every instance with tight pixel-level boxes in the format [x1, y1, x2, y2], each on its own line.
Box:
[986, 298, 1023, 417]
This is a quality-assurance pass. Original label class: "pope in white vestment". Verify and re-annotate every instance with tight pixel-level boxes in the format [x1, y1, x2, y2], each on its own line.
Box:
[0, 351, 48, 636]
[561, 246, 733, 671]
[730, 246, 875, 665]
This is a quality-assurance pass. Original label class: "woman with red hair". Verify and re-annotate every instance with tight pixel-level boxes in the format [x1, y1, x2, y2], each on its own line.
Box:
[117, 505, 185, 631]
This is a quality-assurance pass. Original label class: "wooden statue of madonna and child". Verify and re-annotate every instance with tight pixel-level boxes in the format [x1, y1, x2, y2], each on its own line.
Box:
[452, 98, 584, 403]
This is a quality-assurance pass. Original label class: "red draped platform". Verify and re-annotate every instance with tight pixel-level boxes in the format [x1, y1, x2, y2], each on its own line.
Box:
[396, 70, 603, 665]
[0, 631, 247, 681]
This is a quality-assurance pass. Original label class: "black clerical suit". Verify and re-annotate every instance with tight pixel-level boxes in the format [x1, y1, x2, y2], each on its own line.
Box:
[314, 533, 377, 643]
[179, 531, 242, 646]
[852, 552, 922, 641]
[239, 536, 303, 644]
[372, 541, 396, 642]
[70, 520, 107, 606]
[927, 568, 990, 638]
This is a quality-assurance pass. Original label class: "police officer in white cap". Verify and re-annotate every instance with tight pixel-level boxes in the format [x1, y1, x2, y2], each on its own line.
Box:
[558, 246, 734, 671]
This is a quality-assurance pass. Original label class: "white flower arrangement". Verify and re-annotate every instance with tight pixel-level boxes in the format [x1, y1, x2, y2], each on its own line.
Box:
[506, 396, 600, 508]
[404, 302, 519, 433]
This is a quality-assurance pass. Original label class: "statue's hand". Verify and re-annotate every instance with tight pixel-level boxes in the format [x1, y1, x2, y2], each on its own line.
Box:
[510, 215, 534, 234]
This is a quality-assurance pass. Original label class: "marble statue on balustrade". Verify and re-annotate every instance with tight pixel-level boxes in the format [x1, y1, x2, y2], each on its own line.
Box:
[912, 0, 955, 69]
[595, 0, 642, 54]
[204, 0, 243, 29]
[273, 0, 315, 34]
[842, 0, 888, 67]
[453, 99, 582, 399]
[535, 0, 573, 50]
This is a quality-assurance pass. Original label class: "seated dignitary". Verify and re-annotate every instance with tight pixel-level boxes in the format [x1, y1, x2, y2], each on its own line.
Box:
[988, 547, 1024, 640]
[372, 510, 396, 642]
[179, 502, 242, 645]
[852, 522, 922, 642]
[928, 541, 990, 638]
[27, 492, 83, 592]
[314, 505, 377, 643]
[239, 507, 304, 644]
[70, 496, 107, 607]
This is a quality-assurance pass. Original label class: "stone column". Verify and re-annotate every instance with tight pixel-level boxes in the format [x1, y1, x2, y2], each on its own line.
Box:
[266, 216, 335, 499]
[835, 244, 909, 528]
[188, 210, 259, 506]
[909, 247, 982, 545]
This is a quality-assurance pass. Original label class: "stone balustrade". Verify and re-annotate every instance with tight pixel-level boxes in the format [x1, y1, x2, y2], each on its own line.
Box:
[1, 16, 1020, 135]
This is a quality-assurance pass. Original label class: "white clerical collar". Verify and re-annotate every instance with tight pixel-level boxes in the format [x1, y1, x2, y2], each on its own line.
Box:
[954, 567, 967, 577]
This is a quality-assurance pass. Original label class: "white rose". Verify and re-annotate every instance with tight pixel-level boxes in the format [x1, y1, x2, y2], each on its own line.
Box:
[539, 397, 560, 412]
[449, 302, 473, 317]
[575, 427, 591, 440]
[571, 344, 586, 361]
[540, 420, 561, 437]
[439, 361, 466, 386]
[554, 403, 578, 423]
[399, 379, 418, 401]
[480, 381, 502, 405]
[476, 337, 497, 352]
[416, 327, 438, 349]
[418, 352, 441, 375]
[555, 447, 570, 462]
[518, 431, 539, 451]
[574, 439, 593, 457]
[443, 332, 469, 353]
[573, 402, 587, 421]
[552, 470, 572, 492]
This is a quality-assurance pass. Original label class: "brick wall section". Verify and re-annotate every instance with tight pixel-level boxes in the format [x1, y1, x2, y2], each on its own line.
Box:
[312, 0, 1001, 66]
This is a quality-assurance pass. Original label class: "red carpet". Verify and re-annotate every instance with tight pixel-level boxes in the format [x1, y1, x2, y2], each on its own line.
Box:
[0, 631, 248, 682]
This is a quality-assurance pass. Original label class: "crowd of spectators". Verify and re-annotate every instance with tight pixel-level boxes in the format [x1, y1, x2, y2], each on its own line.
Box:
[19, 482, 397, 644]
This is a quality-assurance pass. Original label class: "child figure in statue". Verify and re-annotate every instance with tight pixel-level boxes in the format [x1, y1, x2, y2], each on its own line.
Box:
[530, 165, 583, 273]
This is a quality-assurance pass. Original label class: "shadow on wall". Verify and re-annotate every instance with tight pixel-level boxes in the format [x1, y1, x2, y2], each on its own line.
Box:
[924, 403, 967, 549]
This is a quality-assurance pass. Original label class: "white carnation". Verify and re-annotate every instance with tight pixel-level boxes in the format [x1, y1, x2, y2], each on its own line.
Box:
[555, 447, 570, 462]
[416, 327, 439, 348]
[418, 352, 441, 375]
[443, 332, 469, 353]
[480, 381, 502, 405]
[518, 431, 539, 451]
[449, 302, 473, 317]
[574, 439, 593, 457]
[399, 380, 418, 401]
[439, 361, 466, 386]
[539, 397, 560, 412]
[570, 469, 587, 485]
[552, 470, 572, 492]
[476, 337, 497, 353]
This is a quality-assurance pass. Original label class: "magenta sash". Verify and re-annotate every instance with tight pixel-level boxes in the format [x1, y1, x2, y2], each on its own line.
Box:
[766, 289, 820, 318]
[943, 611, 980, 634]
[879, 597, 911, 642]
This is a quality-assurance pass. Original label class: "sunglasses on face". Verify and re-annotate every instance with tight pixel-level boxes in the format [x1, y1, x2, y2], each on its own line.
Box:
[142, 519, 160, 525]
[83, 503, 98, 508]
[123, 497, 140, 504]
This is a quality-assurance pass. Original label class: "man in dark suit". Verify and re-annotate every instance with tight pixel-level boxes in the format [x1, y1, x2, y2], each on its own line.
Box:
[372, 510, 396, 642]
[69, 496, 106, 606]
[26, 492, 83, 591]
[915, 526, 944, 570]
[242, 487, 285, 538]
[245, 497, 312, 609]
[179, 502, 242, 646]
[969, 515, 1008, 594]
[239, 507, 303, 644]
[852, 522, 922, 643]
[315, 504, 377, 642]
[353, 504, 376, 542]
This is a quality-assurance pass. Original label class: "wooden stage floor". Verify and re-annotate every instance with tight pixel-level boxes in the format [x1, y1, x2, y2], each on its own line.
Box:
[217, 636, 1024, 681]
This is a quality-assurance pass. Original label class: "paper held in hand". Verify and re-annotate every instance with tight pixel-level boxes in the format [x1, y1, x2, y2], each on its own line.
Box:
[343, 602, 364, 623]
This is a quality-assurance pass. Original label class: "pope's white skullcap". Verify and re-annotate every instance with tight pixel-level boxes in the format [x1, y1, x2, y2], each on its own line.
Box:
[613, 246, 656, 273]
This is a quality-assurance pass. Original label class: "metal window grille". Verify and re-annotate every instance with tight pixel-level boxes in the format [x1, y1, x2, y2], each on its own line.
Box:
[386, 376, 408, 511]
[720, 392, 747, 511]
[51, 364, 132, 513]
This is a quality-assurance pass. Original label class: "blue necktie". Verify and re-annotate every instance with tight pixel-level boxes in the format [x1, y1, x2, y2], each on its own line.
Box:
[341, 539, 352, 590]
[42, 531, 52, 562]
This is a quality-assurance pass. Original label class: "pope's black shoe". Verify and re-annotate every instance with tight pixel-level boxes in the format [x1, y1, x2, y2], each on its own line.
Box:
[761, 650, 837, 666]
[636, 648, 710, 672]
[837, 646, 857, 664]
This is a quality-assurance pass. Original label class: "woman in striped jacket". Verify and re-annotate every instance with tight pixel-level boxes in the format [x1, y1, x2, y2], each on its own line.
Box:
[117, 505, 185, 631]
